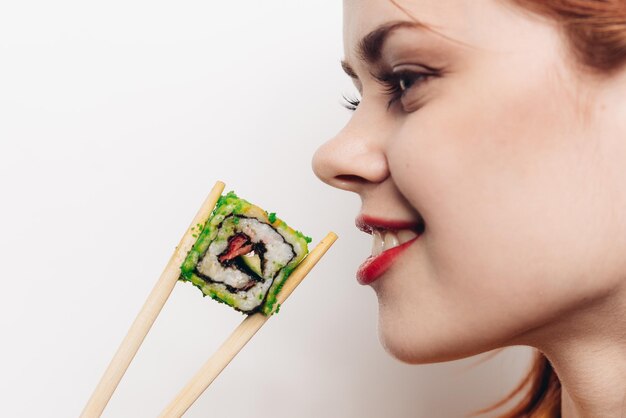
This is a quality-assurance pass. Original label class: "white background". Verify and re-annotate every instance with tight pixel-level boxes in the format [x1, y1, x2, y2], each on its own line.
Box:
[0, 1, 532, 417]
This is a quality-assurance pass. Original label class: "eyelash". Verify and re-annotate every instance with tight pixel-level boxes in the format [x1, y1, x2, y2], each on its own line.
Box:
[341, 94, 361, 111]
[341, 69, 436, 111]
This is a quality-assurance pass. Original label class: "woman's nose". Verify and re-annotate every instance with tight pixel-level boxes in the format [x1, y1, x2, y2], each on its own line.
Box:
[312, 111, 389, 194]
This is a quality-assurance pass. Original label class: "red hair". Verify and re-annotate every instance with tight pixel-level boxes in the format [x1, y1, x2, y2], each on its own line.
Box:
[480, 1, 626, 417]
[511, 0, 626, 74]
[471, 350, 562, 417]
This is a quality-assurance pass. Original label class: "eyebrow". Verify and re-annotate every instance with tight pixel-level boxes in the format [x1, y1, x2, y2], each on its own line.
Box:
[341, 20, 428, 79]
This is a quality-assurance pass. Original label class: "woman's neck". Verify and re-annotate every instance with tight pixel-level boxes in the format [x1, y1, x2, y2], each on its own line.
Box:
[556, 342, 626, 417]
[537, 289, 626, 418]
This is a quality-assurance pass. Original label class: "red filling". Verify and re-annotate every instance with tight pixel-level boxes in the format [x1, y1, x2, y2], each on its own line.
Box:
[218, 233, 253, 263]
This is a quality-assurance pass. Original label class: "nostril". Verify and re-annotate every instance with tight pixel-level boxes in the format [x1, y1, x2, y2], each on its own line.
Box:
[332, 174, 370, 192]
[336, 174, 368, 184]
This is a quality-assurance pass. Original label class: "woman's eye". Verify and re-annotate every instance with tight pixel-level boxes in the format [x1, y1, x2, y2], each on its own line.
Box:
[377, 66, 438, 110]
[387, 72, 430, 103]
[399, 76, 416, 92]
[339, 65, 438, 112]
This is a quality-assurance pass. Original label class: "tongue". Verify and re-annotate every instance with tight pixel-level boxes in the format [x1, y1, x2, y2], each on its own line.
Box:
[219, 234, 253, 263]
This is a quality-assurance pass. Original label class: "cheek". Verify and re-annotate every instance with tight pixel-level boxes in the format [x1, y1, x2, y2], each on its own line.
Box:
[386, 63, 623, 351]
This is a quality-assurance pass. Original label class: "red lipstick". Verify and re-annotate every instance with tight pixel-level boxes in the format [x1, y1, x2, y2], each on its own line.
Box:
[357, 237, 418, 285]
[356, 215, 420, 234]
[355, 215, 424, 285]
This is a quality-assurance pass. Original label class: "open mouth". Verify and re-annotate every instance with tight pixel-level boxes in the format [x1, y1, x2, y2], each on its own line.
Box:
[356, 214, 426, 257]
[355, 214, 426, 285]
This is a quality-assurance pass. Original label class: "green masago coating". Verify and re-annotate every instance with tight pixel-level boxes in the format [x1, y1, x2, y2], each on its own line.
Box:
[179, 191, 310, 315]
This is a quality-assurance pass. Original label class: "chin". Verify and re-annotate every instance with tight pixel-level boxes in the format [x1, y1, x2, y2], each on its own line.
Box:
[376, 302, 492, 365]
[377, 325, 456, 365]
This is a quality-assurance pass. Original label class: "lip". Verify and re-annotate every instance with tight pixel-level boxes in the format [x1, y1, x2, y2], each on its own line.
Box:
[356, 215, 421, 234]
[357, 237, 419, 285]
[355, 215, 425, 285]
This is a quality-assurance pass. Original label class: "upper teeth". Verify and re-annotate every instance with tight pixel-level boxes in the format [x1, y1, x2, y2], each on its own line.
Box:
[371, 230, 418, 257]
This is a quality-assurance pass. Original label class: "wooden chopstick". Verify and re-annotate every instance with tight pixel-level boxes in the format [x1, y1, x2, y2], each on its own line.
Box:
[158, 231, 338, 418]
[80, 181, 226, 418]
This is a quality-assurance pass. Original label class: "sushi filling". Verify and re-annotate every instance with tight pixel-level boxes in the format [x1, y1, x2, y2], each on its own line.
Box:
[195, 216, 296, 296]
[218, 234, 254, 263]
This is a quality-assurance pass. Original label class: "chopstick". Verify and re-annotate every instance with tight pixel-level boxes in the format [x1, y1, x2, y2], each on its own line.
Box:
[80, 181, 226, 418]
[158, 231, 338, 418]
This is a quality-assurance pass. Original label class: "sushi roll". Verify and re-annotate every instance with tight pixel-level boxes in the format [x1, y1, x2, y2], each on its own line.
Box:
[179, 191, 311, 315]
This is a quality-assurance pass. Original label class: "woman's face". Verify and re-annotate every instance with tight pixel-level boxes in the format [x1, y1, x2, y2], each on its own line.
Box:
[313, 0, 626, 363]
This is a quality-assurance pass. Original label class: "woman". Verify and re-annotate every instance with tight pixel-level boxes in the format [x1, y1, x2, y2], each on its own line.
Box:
[313, 1, 626, 417]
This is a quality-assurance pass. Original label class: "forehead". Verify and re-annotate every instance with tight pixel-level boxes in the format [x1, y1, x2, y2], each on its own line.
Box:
[342, 0, 526, 58]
